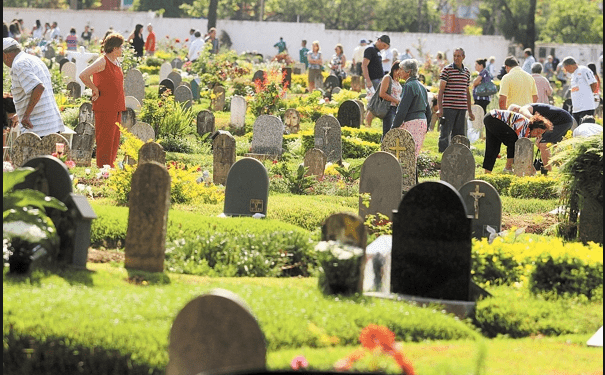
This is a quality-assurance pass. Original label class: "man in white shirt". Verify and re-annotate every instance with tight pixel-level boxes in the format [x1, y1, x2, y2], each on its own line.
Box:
[188, 30, 204, 62]
[351, 39, 367, 76]
[522, 48, 535, 74]
[49, 21, 61, 41]
[3, 38, 64, 137]
[562, 56, 598, 125]
[381, 47, 393, 75]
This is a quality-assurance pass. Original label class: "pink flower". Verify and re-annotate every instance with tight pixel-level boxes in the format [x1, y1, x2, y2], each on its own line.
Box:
[290, 355, 308, 370]
[65, 160, 76, 169]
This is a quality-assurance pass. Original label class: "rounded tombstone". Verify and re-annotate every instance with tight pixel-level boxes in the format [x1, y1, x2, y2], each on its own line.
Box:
[159, 78, 175, 96]
[16, 155, 73, 202]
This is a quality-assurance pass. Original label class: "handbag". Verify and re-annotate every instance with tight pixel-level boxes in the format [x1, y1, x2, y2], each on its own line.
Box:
[475, 81, 498, 97]
[367, 77, 392, 119]
[533, 149, 543, 171]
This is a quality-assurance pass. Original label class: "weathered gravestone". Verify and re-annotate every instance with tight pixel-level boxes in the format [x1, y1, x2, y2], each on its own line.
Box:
[392, 181, 472, 301]
[230, 95, 247, 129]
[381, 128, 416, 192]
[212, 86, 226, 112]
[514, 137, 535, 177]
[337, 100, 363, 129]
[332, 87, 342, 95]
[354, 99, 366, 120]
[351, 76, 362, 92]
[359, 151, 403, 221]
[322, 212, 367, 250]
[314, 76, 324, 90]
[223, 157, 269, 217]
[121, 107, 136, 130]
[212, 131, 236, 186]
[167, 71, 182, 88]
[283, 108, 300, 134]
[440, 143, 475, 190]
[60, 61, 76, 83]
[39, 133, 71, 160]
[124, 95, 142, 113]
[138, 142, 166, 165]
[459, 180, 501, 239]
[58, 57, 69, 71]
[44, 45, 55, 59]
[79, 102, 94, 125]
[303, 148, 326, 177]
[15, 155, 73, 202]
[579, 195, 603, 245]
[451, 134, 470, 149]
[248, 115, 283, 157]
[166, 290, 266, 375]
[179, 81, 191, 90]
[252, 70, 265, 85]
[10, 133, 42, 167]
[71, 122, 95, 167]
[66, 81, 81, 98]
[159, 78, 175, 96]
[314, 115, 342, 163]
[282, 67, 292, 88]
[170, 57, 183, 69]
[197, 110, 215, 137]
[292, 62, 306, 75]
[174, 85, 193, 110]
[323, 75, 340, 93]
[159, 62, 173, 82]
[124, 161, 170, 273]
[130, 122, 155, 142]
[470, 104, 485, 137]
[124, 68, 146, 104]
[190, 78, 201, 100]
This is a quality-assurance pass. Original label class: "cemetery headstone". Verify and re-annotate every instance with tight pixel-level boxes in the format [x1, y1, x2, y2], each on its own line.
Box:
[363, 234, 392, 294]
[440, 143, 476, 190]
[579, 195, 603, 245]
[124, 68, 146, 104]
[130, 122, 155, 142]
[159, 62, 173, 82]
[470, 104, 485, 136]
[451, 134, 470, 149]
[354, 99, 366, 120]
[170, 57, 183, 69]
[459, 180, 502, 239]
[514, 137, 535, 177]
[293, 62, 306, 75]
[223, 157, 269, 217]
[212, 86, 226, 112]
[58, 57, 69, 71]
[78, 102, 94, 125]
[282, 67, 292, 88]
[321, 212, 367, 250]
[10, 133, 42, 167]
[314, 76, 324, 90]
[124, 162, 171, 273]
[323, 75, 340, 93]
[166, 289, 266, 375]
[359, 151, 403, 221]
[159, 78, 175, 96]
[284, 108, 301, 134]
[391, 181, 472, 301]
[138, 142, 166, 165]
[124, 96, 142, 113]
[61, 61, 77, 83]
[121, 107, 136, 130]
[44, 45, 55, 59]
[179, 81, 191, 90]
[351, 76, 362, 92]
[197, 110, 215, 136]
[303, 148, 326, 177]
[337, 100, 363, 129]
[381, 128, 416, 192]
[332, 87, 342, 95]
[16, 155, 73, 202]
[230, 95, 247, 129]
[66, 81, 81, 98]
[63, 192, 97, 268]
[39, 133, 71, 160]
[212, 131, 236, 186]
[174, 85, 193, 110]
[167, 71, 182, 88]
[190, 77, 201, 100]
[252, 70, 265, 85]
[314, 115, 342, 163]
[249, 115, 284, 156]
[71, 122, 95, 167]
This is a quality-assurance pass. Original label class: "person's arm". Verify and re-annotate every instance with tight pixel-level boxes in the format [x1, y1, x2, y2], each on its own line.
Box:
[590, 82, 598, 93]
[340, 54, 346, 69]
[379, 76, 398, 104]
[436, 79, 447, 117]
[472, 75, 482, 88]
[79, 56, 106, 102]
[467, 86, 474, 121]
[20, 84, 44, 130]
[362, 58, 372, 89]
[532, 94, 538, 103]
[127, 32, 134, 42]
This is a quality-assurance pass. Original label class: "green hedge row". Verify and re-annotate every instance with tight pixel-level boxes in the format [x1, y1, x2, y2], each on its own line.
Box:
[477, 174, 559, 199]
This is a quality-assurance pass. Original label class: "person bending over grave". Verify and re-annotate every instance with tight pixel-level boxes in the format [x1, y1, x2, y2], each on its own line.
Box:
[508, 103, 573, 172]
[3, 38, 64, 138]
[482, 109, 552, 174]
[79, 32, 126, 168]
[391, 59, 432, 157]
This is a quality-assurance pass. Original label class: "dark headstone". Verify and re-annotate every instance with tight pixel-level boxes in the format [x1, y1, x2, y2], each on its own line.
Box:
[58, 57, 69, 71]
[72, 122, 96, 167]
[514, 137, 535, 177]
[16, 155, 73, 202]
[252, 70, 265, 85]
[159, 78, 175, 96]
[223, 158, 269, 217]
[337, 100, 363, 129]
[190, 78, 201, 100]
[359, 152, 403, 221]
[124, 162, 171, 273]
[138, 142, 166, 165]
[64, 193, 97, 268]
[44, 45, 55, 59]
[170, 57, 183, 69]
[303, 148, 326, 177]
[281, 67, 292, 88]
[323, 75, 340, 93]
[167, 71, 182, 88]
[67, 81, 81, 98]
[391, 181, 472, 301]
[197, 110, 215, 136]
[459, 180, 502, 239]
[212, 131, 236, 186]
[579, 195, 603, 245]
[440, 143, 476, 190]
[314, 115, 342, 163]
[78, 102, 95, 125]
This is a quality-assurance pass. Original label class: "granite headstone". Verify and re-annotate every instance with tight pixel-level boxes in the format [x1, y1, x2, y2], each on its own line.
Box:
[223, 157, 269, 217]
[283, 108, 300, 134]
[197, 110, 215, 137]
[359, 151, 403, 221]
[212, 86, 226, 112]
[212, 131, 236, 186]
[440, 143, 476, 190]
[124, 68, 145, 104]
[337, 100, 363, 129]
[138, 142, 166, 165]
[71, 122, 96, 167]
[230, 95, 247, 129]
[249, 115, 283, 156]
[303, 148, 326, 177]
[459, 180, 502, 239]
[381, 128, 416, 192]
[514, 137, 535, 177]
[174, 85, 193, 110]
[314, 115, 342, 163]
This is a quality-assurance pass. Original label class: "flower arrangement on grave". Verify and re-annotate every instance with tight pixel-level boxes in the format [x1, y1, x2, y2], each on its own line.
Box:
[51, 143, 75, 169]
[315, 240, 364, 295]
[247, 68, 288, 117]
[271, 52, 294, 66]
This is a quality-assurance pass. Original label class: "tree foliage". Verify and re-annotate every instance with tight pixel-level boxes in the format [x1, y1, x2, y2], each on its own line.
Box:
[536, 0, 603, 44]
[132, 0, 194, 18]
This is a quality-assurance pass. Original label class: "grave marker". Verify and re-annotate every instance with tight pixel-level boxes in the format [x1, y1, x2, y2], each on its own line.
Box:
[314, 115, 342, 163]
[337, 100, 363, 129]
[303, 148, 326, 177]
[284, 108, 300, 134]
[44, 45, 55, 59]
[170, 57, 183, 69]
[321, 212, 367, 250]
[39, 133, 71, 160]
[351, 76, 362, 92]
[459, 180, 502, 239]
[167, 71, 182, 88]
[212, 86, 226, 112]
[359, 151, 403, 221]
[197, 110, 215, 136]
[249, 115, 283, 156]
[252, 70, 265, 85]
[159, 62, 173, 82]
[124, 96, 142, 113]
[10, 133, 42, 167]
[78, 102, 94, 125]
[71, 122, 95, 167]
[223, 158, 269, 217]
[282, 67, 292, 88]
[174, 85, 193, 110]
[130, 122, 155, 142]
[159, 78, 175, 96]
[67, 81, 81, 98]
[58, 57, 69, 71]
[451, 134, 470, 149]
[121, 107, 136, 130]
[124, 68, 146, 104]
[60, 61, 76, 83]
[15, 155, 73, 202]
[323, 75, 340, 93]
[440, 143, 476, 190]
[212, 131, 236, 186]
[138, 142, 166, 165]
[381, 128, 416, 192]
[470, 104, 485, 137]
[514, 138, 535, 177]
[230, 95, 247, 129]
[190, 78, 201, 100]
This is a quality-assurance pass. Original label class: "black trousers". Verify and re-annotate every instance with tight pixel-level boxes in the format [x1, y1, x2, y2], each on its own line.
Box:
[482, 114, 519, 171]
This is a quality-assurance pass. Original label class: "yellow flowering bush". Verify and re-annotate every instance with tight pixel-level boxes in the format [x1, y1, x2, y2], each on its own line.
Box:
[166, 162, 224, 204]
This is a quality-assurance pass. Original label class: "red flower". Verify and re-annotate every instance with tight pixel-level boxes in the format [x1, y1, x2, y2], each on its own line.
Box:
[175, 39, 180, 43]
[290, 355, 308, 370]
[359, 324, 395, 351]
[185, 38, 189, 42]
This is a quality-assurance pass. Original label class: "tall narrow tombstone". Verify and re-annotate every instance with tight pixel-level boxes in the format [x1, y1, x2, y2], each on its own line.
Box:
[159, 78, 175, 96]
[459, 180, 502, 239]
[284, 108, 301, 134]
[514, 137, 535, 177]
[249, 115, 284, 156]
[124, 96, 142, 113]
[174, 85, 193, 110]
[78, 102, 95, 125]
[66, 81, 81, 98]
[282, 67, 292, 88]
[314, 115, 342, 163]
[470, 104, 485, 137]
[303, 148, 326, 177]
[451, 135, 470, 149]
[15, 155, 73, 202]
[381, 128, 416, 192]
[359, 152, 403, 221]
[351, 76, 362, 92]
[167, 71, 182, 88]
[321, 212, 367, 250]
[10, 133, 42, 167]
[223, 158, 269, 217]
[337, 100, 363, 129]
[579, 195, 603, 245]
[72, 122, 96, 167]
[252, 70, 265, 85]
[60, 61, 77, 83]
[39, 133, 71, 160]
[440, 143, 476, 190]
[170, 57, 183, 69]
[392, 181, 472, 301]
[230, 95, 247, 129]
[197, 110, 215, 137]
[190, 78, 201, 100]
[159, 62, 173, 82]
[138, 142, 166, 165]
[212, 86, 226, 112]
[167, 290, 266, 375]
[130, 122, 155, 142]
[121, 108, 136, 130]
[124, 68, 146, 104]
[212, 132, 236, 186]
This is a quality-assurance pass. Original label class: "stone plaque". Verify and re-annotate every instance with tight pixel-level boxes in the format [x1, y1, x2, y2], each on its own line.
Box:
[167, 71, 182, 88]
[130, 122, 155, 142]
[125, 162, 171, 273]
[314, 115, 342, 163]
[359, 151, 403, 221]
[337, 100, 363, 129]
[78, 102, 94, 125]
[72, 122, 96, 167]
[197, 110, 215, 136]
[392, 181, 472, 301]
[514, 137, 535, 177]
[459, 180, 502, 239]
[159, 78, 175, 96]
[284, 108, 300, 134]
[212, 86, 226, 112]
[174, 85, 193, 110]
[440, 143, 476, 190]
[249, 115, 283, 156]
[212, 132, 236, 186]
[579, 195, 603, 245]
[138, 142, 166, 165]
[10, 133, 42, 167]
[230, 95, 247, 129]
[223, 158, 269, 217]
[67, 81, 81, 98]
[381, 128, 416, 192]
[303, 148, 326, 177]
[124, 68, 145, 104]
[159, 62, 173, 82]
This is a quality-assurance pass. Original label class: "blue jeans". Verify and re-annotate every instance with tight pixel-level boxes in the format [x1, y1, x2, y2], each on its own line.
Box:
[382, 106, 397, 141]
[438, 108, 467, 152]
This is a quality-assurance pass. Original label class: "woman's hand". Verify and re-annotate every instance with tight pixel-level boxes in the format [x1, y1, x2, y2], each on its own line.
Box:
[91, 87, 100, 101]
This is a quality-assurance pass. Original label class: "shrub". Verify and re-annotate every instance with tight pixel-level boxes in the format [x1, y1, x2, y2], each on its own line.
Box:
[530, 254, 603, 299]
[138, 65, 159, 75]
[270, 162, 316, 194]
[507, 175, 558, 199]
[476, 174, 515, 196]
[342, 137, 380, 159]
[139, 91, 196, 139]
[247, 68, 288, 117]
[341, 127, 381, 144]
[166, 162, 225, 205]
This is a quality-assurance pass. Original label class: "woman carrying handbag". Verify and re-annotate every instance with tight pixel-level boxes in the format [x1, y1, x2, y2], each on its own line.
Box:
[378, 60, 403, 140]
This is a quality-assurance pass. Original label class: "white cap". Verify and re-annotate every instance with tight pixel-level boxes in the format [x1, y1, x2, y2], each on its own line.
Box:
[3, 37, 19, 52]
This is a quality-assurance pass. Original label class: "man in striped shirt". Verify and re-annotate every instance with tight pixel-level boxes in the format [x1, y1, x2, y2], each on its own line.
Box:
[436, 47, 475, 152]
[3, 38, 64, 137]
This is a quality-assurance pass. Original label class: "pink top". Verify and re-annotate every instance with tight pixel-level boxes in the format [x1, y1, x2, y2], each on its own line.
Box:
[532, 74, 553, 104]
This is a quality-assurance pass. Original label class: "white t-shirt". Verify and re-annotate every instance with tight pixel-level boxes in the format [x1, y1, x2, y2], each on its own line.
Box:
[352, 45, 366, 63]
[573, 123, 603, 137]
[381, 48, 393, 73]
[570, 65, 598, 113]
[188, 37, 204, 61]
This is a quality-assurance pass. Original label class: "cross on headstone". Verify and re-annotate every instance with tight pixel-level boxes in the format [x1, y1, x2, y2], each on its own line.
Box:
[388, 138, 406, 160]
[469, 184, 485, 220]
[170, 57, 183, 69]
[381, 128, 416, 192]
[314, 115, 342, 163]
[459, 180, 501, 239]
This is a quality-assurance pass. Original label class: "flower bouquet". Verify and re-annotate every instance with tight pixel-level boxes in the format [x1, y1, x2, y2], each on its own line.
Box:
[315, 240, 364, 295]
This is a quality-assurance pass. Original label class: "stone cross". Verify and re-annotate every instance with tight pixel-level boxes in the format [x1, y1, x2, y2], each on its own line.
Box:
[469, 184, 485, 220]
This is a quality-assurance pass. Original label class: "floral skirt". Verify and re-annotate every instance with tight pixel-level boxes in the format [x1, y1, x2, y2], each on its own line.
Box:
[398, 118, 427, 157]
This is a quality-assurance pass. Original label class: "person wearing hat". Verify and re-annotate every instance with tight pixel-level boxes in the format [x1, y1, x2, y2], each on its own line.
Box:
[2, 37, 64, 138]
[362, 34, 390, 126]
[351, 39, 368, 76]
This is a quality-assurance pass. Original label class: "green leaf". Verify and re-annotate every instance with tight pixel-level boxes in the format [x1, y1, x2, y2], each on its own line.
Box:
[3, 168, 35, 194]
[3, 189, 67, 213]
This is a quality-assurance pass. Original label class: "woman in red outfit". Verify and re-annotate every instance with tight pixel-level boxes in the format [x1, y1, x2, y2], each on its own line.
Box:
[79, 32, 126, 168]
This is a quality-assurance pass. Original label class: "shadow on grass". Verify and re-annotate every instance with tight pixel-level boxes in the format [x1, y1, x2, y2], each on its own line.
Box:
[3, 263, 95, 287]
[125, 268, 171, 285]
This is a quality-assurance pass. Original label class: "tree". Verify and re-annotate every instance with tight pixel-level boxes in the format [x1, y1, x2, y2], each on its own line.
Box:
[537, 0, 603, 44]
[477, 0, 537, 50]
[132, 0, 193, 18]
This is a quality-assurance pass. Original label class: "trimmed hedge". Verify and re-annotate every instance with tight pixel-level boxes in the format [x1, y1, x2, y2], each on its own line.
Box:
[477, 174, 559, 199]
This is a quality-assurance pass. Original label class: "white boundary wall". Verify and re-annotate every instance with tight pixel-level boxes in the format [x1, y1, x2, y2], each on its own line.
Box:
[4, 7, 601, 68]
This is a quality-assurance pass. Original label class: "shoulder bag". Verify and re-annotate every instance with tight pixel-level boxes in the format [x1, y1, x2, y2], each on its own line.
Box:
[367, 76, 392, 119]
[475, 73, 498, 97]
